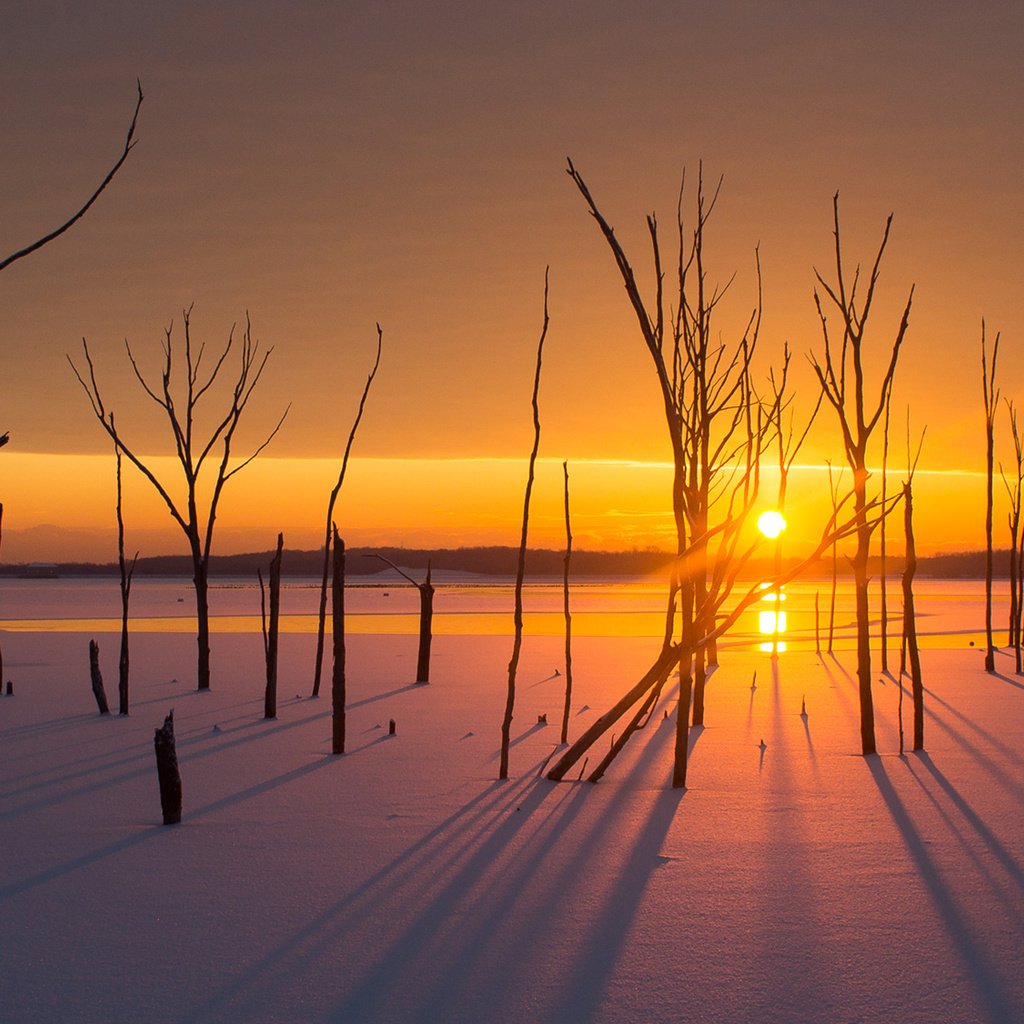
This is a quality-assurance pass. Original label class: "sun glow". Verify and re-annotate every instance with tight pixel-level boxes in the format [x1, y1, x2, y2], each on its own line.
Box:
[757, 509, 787, 539]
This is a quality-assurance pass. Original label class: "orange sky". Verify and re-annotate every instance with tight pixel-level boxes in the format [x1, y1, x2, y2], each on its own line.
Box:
[1, 3, 1021, 562]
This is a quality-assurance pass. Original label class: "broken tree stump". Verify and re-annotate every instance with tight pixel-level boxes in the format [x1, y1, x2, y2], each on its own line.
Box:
[153, 710, 182, 825]
[89, 639, 110, 715]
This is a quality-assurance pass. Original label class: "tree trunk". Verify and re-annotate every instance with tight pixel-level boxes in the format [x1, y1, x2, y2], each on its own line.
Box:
[902, 483, 924, 750]
[263, 533, 283, 719]
[415, 568, 434, 684]
[560, 460, 574, 744]
[331, 528, 346, 755]
[194, 559, 211, 691]
[89, 639, 110, 715]
[672, 651, 694, 789]
[853, 468, 877, 755]
[153, 710, 182, 825]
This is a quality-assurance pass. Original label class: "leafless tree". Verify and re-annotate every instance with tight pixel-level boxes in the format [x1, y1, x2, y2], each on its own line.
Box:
[499, 270, 549, 780]
[1, 83, 143, 274]
[68, 308, 287, 690]
[556, 162, 867, 787]
[826, 461, 843, 654]
[982, 322, 1001, 673]
[311, 327, 382, 697]
[1002, 401, 1023, 672]
[879, 377, 895, 673]
[900, 421, 927, 752]
[258, 533, 284, 719]
[809, 193, 914, 755]
[560, 460, 574, 744]
[113, 416, 138, 715]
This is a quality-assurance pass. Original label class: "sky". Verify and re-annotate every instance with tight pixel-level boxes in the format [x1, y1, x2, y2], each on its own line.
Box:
[1, 1, 1021, 562]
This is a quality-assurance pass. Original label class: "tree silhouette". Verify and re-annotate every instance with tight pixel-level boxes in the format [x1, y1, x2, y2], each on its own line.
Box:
[981, 322, 1000, 673]
[311, 327, 382, 697]
[69, 308, 287, 690]
[809, 193, 914, 756]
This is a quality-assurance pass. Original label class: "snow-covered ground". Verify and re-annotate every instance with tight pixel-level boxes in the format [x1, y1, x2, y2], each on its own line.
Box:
[1, 580, 1022, 1023]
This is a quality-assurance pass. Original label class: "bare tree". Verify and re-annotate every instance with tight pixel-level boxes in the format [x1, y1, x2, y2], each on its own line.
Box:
[901, 421, 927, 751]
[69, 308, 288, 690]
[879, 377, 895, 673]
[259, 533, 284, 719]
[556, 162, 867, 787]
[826, 462, 843, 654]
[809, 193, 914, 756]
[560, 460, 574, 745]
[1, 83, 143, 274]
[113, 416, 138, 715]
[981, 322, 1001, 673]
[499, 270, 549, 781]
[1002, 401, 1023, 672]
[311, 327, 382, 697]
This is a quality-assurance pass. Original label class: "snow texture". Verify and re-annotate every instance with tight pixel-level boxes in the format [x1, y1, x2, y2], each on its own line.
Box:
[1, 581, 1022, 1023]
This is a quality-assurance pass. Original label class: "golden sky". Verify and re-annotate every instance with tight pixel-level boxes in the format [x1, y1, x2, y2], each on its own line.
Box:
[1, 3, 1021, 562]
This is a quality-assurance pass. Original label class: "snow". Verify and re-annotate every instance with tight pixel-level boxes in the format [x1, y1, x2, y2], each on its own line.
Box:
[1, 580, 1022, 1023]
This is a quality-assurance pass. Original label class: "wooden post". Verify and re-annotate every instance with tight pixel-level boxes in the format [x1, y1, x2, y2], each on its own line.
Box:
[331, 526, 346, 755]
[89, 639, 110, 715]
[154, 711, 182, 825]
[260, 533, 284, 719]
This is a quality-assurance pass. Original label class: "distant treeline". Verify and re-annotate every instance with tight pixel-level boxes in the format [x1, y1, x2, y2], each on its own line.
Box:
[0, 545, 1013, 580]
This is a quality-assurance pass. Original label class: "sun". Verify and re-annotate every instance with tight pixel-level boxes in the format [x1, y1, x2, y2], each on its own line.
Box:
[757, 509, 787, 540]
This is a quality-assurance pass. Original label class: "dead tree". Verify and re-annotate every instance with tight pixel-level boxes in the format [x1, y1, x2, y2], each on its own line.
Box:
[1, 83, 143, 274]
[809, 192, 914, 756]
[499, 270, 549, 780]
[89, 639, 110, 714]
[1002, 402, 1023, 672]
[826, 462, 843, 654]
[153, 711, 182, 825]
[560, 460, 574, 744]
[69, 309, 287, 691]
[982, 322, 1001, 673]
[370, 554, 434, 684]
[331, 526, 346, 755]
[764, 345, 823, 657]
[561, 163, 871, 786]
[259, 533, 284, 719]
[879, 377, 894, 672]
[548, 490, 865, 785]
[901, 423, 927, 751]
[113, 418, 138, 715]
[311, 327, 382, 697]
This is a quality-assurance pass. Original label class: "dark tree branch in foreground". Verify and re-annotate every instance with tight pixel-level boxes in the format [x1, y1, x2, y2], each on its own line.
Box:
[312, 326, 382, 697]
[1, 82, 143, 273]
[154, 711, 182, 825]
[89, 639, 110, 715]
[500, 270, 549, 780]
[69, 309, 287, 690]
[1003, 402, 1024, 673]
[900, 420, 927, 752]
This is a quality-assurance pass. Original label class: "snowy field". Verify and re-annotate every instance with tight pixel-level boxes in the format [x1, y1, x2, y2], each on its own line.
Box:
[1, 578, 1022, 1023]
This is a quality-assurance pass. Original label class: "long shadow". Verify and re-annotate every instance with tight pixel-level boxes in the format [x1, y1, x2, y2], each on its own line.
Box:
[867, 757, 1017, 1024]
[909, 753, 1024, 897]
[181, 768, 547, 1023]
[0, 754, 342, 904]
[0, 705, 334, 824]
